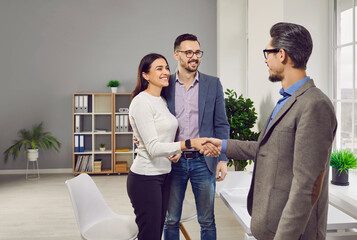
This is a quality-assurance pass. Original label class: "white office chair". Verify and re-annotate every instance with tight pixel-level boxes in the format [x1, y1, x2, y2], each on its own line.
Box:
[65, 173, 138, 240]
[180, 198, 197, 240]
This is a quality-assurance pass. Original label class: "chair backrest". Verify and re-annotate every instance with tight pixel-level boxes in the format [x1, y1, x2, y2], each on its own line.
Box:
[65, 173, 116, 235]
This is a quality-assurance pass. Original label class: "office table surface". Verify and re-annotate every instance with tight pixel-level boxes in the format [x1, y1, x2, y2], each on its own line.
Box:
[216, 171, 357, 235]
[329, 171, 357, 219]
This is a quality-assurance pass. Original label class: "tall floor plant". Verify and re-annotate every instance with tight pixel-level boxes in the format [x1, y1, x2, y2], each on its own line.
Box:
[224, 89, 259, 171]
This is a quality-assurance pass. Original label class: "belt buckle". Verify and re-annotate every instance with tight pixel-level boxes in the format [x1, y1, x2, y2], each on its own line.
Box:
[183, 151, 194, 160]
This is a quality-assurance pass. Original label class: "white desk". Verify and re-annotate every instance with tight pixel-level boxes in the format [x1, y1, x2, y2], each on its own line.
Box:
[216, 171, 357, 240]
[329, 171, 357, 219]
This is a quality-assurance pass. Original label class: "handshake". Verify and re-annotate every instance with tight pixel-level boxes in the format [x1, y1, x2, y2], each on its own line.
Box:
[191, 138, 223, 157]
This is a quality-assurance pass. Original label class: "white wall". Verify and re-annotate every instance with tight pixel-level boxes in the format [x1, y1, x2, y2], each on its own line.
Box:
[217, 0, 247, 95]
[0, 0, 218, 170]
[218, 0, 332, 131]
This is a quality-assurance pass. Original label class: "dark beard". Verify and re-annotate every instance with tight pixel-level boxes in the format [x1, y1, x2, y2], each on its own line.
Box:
[185, 67, 197, 73]
[269, 74, 282, 82]
[185, 60, 199, 72]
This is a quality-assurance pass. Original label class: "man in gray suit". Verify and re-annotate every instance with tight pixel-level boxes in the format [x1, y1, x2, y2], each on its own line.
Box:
[202, 22, 337, 240]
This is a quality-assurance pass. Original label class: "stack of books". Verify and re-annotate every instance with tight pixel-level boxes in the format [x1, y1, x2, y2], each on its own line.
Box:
[94, 159, 102, 172]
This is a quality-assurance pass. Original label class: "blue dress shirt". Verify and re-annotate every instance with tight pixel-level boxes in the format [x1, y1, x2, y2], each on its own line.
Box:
[221, 76, 310, 154]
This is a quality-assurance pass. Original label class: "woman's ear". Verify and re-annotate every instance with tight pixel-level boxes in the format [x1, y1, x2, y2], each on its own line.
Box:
[142, 72, 149, 81]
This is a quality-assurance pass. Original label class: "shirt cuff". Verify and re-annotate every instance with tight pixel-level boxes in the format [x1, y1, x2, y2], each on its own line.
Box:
[221, 139, 227, 154]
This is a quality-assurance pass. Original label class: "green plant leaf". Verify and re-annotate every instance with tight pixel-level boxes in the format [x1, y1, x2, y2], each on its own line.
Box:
[225, 89, 260, 171]
[330, 149, 357, 174]
[3, 122, 61, 163]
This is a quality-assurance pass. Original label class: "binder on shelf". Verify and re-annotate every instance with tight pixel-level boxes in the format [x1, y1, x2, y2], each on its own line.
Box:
[75, 155, 82, 172]
[124, 114, 128, 132]
[83, 95, 88, 113]
[74, 135, 79, 152]
[115, 115, 120, 132]
[80, 155, 88, 172]
[79, 96, 84, 113]
[119, 115, 124, 132]
[74, 96, 79, 113]
[79, 134, 85, 152]
[75, 115, 81, 133]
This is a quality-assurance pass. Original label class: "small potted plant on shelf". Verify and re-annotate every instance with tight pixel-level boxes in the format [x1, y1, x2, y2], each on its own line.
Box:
[330, 149, 357, 186]
[99, 143, 106, 151]
[107, 80, 120, 93]
[3, 122, 61, 163]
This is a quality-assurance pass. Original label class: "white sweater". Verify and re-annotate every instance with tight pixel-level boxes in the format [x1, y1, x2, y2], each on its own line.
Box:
[129, 91, 181, 175]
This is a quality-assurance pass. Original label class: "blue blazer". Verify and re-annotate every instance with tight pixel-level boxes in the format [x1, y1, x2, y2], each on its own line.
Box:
[166, 72, 230, 173]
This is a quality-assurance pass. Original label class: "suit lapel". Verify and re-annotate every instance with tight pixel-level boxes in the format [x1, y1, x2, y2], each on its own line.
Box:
[260, 79, 316, 142]
[198, 73, 208, 127]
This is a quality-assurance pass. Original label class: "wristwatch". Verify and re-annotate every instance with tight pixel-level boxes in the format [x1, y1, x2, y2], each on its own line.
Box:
[185, 139, 191, 149]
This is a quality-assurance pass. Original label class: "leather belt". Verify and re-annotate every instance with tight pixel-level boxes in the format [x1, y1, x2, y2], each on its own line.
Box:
[182, 151, 202, 160]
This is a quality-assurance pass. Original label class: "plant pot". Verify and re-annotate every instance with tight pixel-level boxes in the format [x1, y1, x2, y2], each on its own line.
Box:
[27, 149, 39, 162]
[331, 167, 349, 186]
[99, 147, 106, 152]
[111, 87, 118, 93]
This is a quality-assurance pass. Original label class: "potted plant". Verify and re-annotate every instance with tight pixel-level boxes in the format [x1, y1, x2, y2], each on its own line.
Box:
[3, 122, 61, 163]
[107, 80, 120, 93]
[225, 89, 260, 171]
[99, 143, 106, 151]
[330, 149, 357, 186]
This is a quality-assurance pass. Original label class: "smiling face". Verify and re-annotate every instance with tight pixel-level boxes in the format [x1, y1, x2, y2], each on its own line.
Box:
[142, 58, 170, 89]
[174, 40, 201, 73]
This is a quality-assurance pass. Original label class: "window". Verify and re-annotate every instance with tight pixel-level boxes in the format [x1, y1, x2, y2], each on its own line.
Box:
[334, 0, 357, 161]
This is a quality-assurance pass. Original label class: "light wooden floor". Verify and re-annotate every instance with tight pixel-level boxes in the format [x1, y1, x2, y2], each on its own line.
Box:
[0, 173, 245, 240]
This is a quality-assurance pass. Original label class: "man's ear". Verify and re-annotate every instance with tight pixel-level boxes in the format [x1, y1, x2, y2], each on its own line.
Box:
[173, 50, 179, 61]
[279, 49, 289, 64]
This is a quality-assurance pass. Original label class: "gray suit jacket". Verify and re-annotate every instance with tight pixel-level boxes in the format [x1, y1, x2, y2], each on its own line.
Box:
[226, 79, 337, 240]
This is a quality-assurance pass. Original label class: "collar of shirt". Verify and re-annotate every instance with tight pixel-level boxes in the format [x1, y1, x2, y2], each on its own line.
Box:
[175, 70, 200, 86]
[278, 76, 310, 102]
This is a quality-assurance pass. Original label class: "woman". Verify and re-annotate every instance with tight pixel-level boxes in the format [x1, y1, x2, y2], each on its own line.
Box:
[127, 53, 218, 240]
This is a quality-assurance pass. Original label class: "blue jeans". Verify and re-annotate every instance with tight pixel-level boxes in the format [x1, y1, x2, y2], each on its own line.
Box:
[163, 156, 216, 240]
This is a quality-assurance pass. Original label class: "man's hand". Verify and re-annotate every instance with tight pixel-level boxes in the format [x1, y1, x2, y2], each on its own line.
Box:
[199, 138, 223, 156]
[216, 161, 227, 181]
[191, 138, 220, 157]
[168, 153, 181, 163]
[133, 136, 139, 146]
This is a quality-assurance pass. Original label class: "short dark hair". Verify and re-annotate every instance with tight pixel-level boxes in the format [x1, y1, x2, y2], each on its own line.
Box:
[131, 53, 169, 100]
[174, 33, 200, 50]
[270, 22, 313, 70]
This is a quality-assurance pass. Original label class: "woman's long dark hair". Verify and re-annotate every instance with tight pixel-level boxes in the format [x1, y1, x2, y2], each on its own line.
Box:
[131, 53, 169, 100]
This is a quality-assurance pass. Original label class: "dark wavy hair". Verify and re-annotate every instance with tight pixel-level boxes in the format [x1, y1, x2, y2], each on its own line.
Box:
[131, 53, 169, 100]
[270, 22, 313, 70]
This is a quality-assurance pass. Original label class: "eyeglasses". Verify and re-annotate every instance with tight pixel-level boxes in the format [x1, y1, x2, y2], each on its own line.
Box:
[263, 48, 280, 59]
[177, 50, 204, 58]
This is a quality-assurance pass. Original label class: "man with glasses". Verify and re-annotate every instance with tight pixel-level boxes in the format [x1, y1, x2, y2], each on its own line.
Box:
[202, 22, 337, 240]
[163, 33, 230, 240]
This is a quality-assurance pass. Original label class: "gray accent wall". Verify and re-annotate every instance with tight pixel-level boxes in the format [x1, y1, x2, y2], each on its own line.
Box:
[0, 0, 217, 170]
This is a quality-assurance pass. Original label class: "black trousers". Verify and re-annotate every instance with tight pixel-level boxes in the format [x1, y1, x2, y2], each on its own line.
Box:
[127, 170, 171, 240]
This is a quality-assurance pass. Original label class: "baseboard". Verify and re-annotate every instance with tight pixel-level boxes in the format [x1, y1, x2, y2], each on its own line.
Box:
[0, 168, 73, 174]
